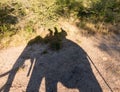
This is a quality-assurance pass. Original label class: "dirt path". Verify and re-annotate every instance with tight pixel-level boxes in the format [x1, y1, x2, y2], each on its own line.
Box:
[0, 22, 120, 92]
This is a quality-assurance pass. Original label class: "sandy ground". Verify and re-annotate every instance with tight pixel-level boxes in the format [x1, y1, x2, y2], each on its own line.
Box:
[0, 22, 120, 92]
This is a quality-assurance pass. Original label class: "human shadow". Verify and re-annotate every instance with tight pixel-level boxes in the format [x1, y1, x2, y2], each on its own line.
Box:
[0, 27, 102, 92]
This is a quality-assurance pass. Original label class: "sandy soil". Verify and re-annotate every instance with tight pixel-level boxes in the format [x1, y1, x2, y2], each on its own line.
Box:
[0, 22, 120, 92]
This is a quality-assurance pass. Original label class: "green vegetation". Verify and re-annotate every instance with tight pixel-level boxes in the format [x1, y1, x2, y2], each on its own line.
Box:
[56, 0, 120, 34]
[0, 0, 120, 48]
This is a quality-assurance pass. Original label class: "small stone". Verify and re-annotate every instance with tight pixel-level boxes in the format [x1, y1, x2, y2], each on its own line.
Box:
[103, 57, 108, 61]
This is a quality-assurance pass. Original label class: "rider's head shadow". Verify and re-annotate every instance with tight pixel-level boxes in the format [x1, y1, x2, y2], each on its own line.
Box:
[43, 27, 67, 51]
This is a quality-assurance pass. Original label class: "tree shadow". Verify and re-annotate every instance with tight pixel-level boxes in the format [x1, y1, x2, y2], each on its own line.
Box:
[0, 4, 18, 25]
[97, 34, 120, 62]
[0, 27, 102, 92]
[0, 3, 18, 42]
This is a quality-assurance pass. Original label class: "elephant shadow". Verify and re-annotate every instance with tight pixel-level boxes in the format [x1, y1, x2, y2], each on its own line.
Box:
[0, 27, 102, 92]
